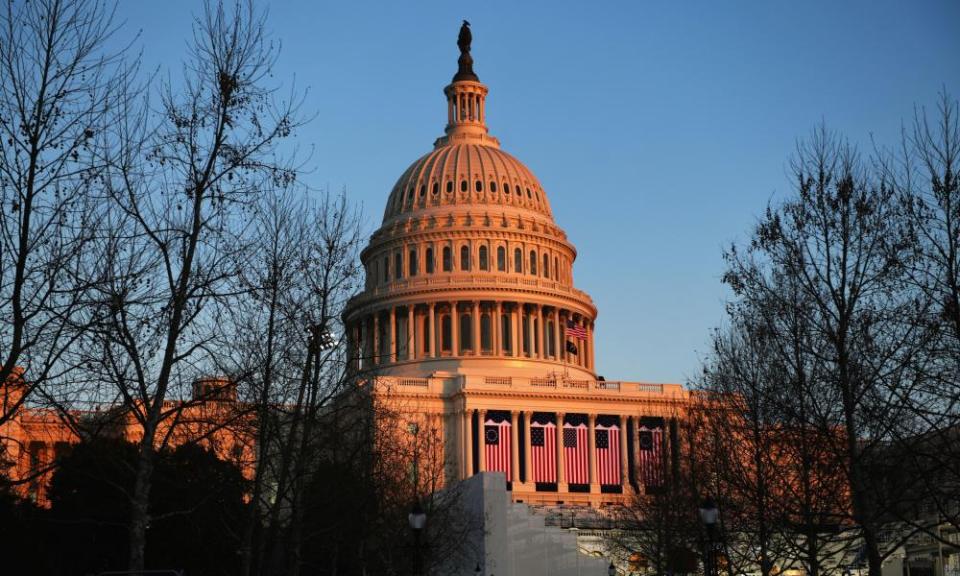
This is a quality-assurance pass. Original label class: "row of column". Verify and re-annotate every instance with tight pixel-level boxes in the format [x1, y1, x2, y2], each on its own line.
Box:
[349, 300, 594, 371]
[460, 409, 642, 491]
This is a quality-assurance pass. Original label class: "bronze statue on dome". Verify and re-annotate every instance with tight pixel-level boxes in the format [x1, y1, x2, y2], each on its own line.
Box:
[454, 20, 478, 82]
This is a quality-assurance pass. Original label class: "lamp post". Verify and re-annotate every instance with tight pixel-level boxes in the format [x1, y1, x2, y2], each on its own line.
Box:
[608, 561, 617, 576]
[699, 498, 719, 576]
[408, 501, 427, 576]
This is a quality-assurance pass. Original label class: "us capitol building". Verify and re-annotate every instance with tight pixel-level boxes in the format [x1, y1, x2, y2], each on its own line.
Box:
[343, 22, 688, 509]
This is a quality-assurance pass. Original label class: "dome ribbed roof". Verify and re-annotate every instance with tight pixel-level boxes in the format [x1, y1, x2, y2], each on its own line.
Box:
[382, 144, 552, 223]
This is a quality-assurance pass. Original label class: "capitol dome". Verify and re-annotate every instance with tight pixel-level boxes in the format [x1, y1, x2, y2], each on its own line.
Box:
[344, 23, 597, 380]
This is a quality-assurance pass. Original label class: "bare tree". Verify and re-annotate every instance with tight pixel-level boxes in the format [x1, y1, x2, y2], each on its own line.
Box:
[81, 1, 303, 569]
[0, 0, 129, 471]
[722, 125, 927, 576]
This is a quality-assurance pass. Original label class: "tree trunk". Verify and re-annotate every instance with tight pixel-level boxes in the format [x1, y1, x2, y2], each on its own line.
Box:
[128, 439, 156, 571]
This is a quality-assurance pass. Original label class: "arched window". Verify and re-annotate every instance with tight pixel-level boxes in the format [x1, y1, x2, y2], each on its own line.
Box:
[460, 245, 470, 271]
[475, 180, 482, 192]
[409, 249, 418, 277]
[529, 250, 538, 276]
[490, 181, 497, 192]
[382, 256, 389, 283]
[480, 313, 492, 352]
[442, 246, 452, 272]
[504, 183, 510, 194]
[460, 313, 472, 353]
[432, 182, 439, 195]
[441, 315, 452, 352]
[460, 180, 468, 192]
[554, 256, 559, 280]
[446, 181, 453, 193]
[543, 254, 550, 278]
[497, 246, 506, 271]
[395, 253, 403, 280]
[521, 312, 530, 357]
[419, 184, 426, 198]
[479, 245, 488, 271]
[514, 248, 522, 273]
[426, 247, 434, 274]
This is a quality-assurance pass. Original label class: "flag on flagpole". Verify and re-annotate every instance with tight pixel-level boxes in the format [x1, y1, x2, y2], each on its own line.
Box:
[563, 421, 589, 484]
[484, 417, 512, 481]
[530, 420, 557, 483]
[566, 319, 587, 339]
[596, 424, 621, 486]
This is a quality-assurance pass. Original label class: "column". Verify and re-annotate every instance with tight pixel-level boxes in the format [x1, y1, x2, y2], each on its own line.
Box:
[537, 305, 545, 360]
[587, 321, 596, 370]
[373, 312, 380, 365]
[554, 308, 561, 360]
[389, 307, 397, 362]
[493, 301, 502, 357]
[510, 303, 520, 358]
[407, 306, 415, 361]
[522, 411, 533, 484]
[472, 301, 481, 355]
[510, 410, 520, 484]
[588, 413, 598, 492]
[451, 302, 459, 355]
[619, 414, 631, 491]
[463, 407, 473, 477]
[527, 310, 535, 358]
[556, 412, 567, 490]
[428, 302, 436, 358]
[478, 409, 487, 472]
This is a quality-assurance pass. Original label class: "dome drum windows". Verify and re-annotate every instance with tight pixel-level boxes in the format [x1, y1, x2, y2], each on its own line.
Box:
[529, 250, 538, 276]
[514, 248, 522, 273]
[475, 180, 483, 193]
[460, 180, 468, 192]
[479, 245, 489, 271]
[425, 247, 435, 274]
[543, 254, 550, 278]
[497, 246, 506, 271]
[442, 246, 452, 272]
[446, 181, 453, 193]
[409, 249, 418, 277]
[460, 245, 470, 271]
[394, 253, 403, 280]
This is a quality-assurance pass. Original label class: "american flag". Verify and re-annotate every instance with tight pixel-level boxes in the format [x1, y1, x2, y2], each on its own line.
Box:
[484, 418, 512, 481]
[566, 319, 587, 339]
[530, 421, 557, 483]
[563, 422, 589, 484]
[596, 424, 621, 486]
[638, 424, 664, 486]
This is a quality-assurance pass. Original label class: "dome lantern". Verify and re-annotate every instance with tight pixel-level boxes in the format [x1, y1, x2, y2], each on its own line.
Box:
[435, 22, 499, 149]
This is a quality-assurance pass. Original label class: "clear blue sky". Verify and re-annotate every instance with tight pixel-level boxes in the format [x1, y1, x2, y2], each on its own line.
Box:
[115, 1, 960, 384]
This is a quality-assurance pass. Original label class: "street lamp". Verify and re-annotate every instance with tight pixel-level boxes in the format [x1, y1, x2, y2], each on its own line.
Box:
[608, 561, 616, 576]
[474, 561, 482, 575]
[699, 498, 719, 576]
[408, 501, 427, 575]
